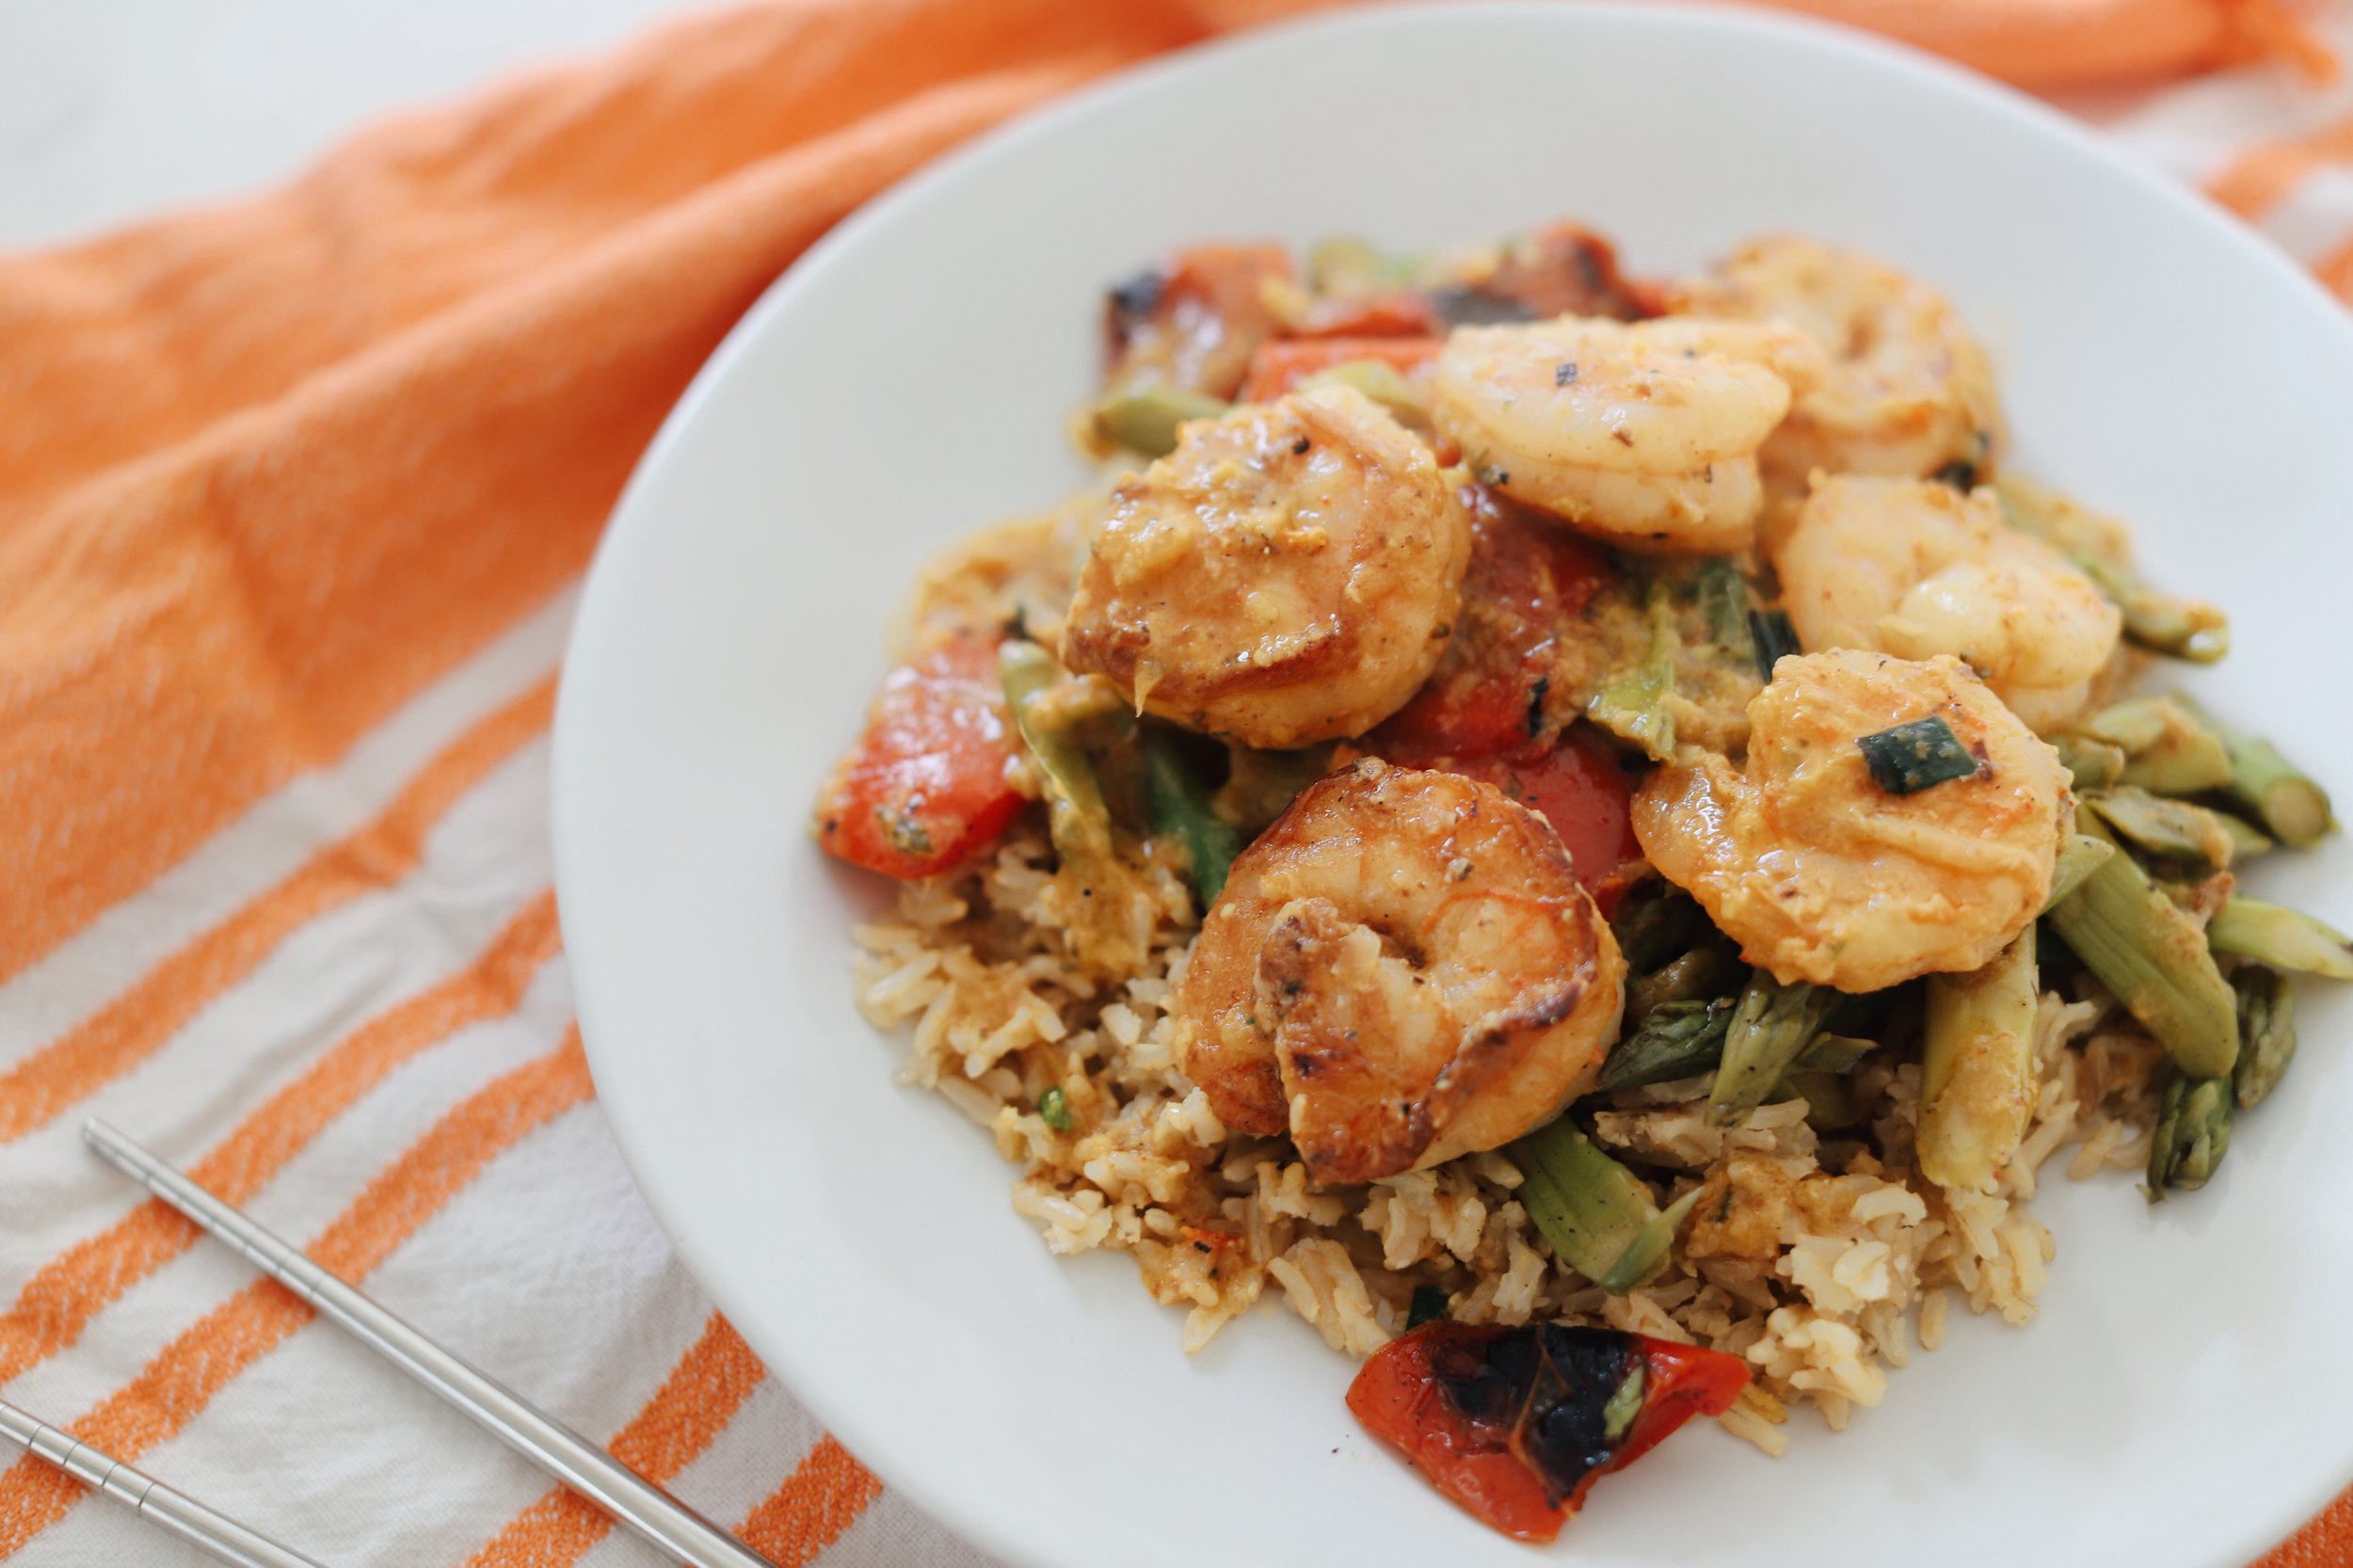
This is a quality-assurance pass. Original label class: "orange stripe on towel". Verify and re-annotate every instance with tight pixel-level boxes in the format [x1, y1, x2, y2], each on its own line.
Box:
[0, 889, 561, 1386]
[2206, 111, 2353, 219]
[0, 679, 553, 1144]
[0, 1030, 591, 1557]
[460, 1315, 767, 1568]
[2310, 229, 2353, 302]
[735, 1436, 885, 1568]
[2262, 1486, 2353, 1568]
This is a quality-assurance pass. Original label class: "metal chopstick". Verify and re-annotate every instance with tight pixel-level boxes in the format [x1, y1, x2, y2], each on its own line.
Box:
[1, 1396, 329, 1568]
[83, 1117, 780, 1568]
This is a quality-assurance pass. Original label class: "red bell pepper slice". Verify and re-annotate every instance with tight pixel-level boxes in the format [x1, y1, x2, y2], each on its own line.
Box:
[1283, 288, 1446, 341]
[1370, 494, 1637, 898]
[1445, 729, 1641, 908]
[814, 630, 1024, 879]
[1347, 1321, 1750, 1544]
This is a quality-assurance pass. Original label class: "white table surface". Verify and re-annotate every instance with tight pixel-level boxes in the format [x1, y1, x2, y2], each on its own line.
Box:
[0, 0, 713, 249]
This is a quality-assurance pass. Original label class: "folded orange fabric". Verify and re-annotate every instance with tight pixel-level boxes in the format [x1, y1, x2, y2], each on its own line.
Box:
[0, 1, 2345, 1564]
[1765, 0, 2337, 86]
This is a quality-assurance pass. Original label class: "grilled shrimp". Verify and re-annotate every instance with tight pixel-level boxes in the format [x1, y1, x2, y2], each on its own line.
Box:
[1773, 476, 2121, 731]
[1172, 759, 1625, 1184]
[1672, 236, 2003, 483]
[1632, 650, 2068, 993]
[1061, 383, 1471, 750]
[1428, 316, 1821, 553]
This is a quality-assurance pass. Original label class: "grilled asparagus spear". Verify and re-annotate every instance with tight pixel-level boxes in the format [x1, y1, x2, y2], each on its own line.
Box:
[2231, 967, 2297, 1111]
[1707, 974, 1836, 1127]
[1918, 930, 2040, 1191]
[2044, 818, 2238, 1079]
[2206, 897, 2353, 980]
[2181, 697, 2334, 848]
[2147, 1072, 2232, 1198]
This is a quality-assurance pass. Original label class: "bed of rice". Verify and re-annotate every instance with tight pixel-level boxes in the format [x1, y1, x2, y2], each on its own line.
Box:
[852, 819, 2169, 1453]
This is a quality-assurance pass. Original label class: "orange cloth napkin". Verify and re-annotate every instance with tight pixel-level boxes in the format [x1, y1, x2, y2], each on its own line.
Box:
[1, 2, 2349, 1565]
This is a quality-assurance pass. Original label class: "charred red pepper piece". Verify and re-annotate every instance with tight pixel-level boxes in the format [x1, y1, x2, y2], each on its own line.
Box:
[1104, 243, 1294, 401]
[1369, 491, 1637, 897]
[1375, 487, 1614, 761]
[813, 630, 1024, 879]
[1610, 1337, 1754, 1471]
[1347, 1321, 1748, 1543]
[1431, 221, 1659, 327]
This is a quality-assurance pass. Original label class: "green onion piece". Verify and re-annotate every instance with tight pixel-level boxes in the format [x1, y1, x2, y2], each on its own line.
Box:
[1430, 283, 1538, 328]
[1508, 1118, 1662, 1291]
[1748, 608, 1800, 682]
[2052, 735, 2127, 792]
[1917, 930, 2040, 1191]
[1782, 1070, 1865, 1129]
[2147, 1072, 2232, 1200]
[2042, 834, 2116, 913]
[1306, 235, 1423, 293]
[2073, 696, 2168, 751]
[2072, 555, 2231, 664]
[2076, 697, 2233, 797]
[2179, 698, 2336, 849]
[1300, 360, 1431, 428]
[1610, 886, 1709, 973]
[1793, 1033, 1875, 1075]
[1090, 386, 1229, 457]
[1856, 715, 1981, 795]
[1693, 558, 1752, 650]
[1625, 946, 1744, 1023]
[2217, 813, 2276, 864]
[1001, 642, 1115, 868]
[2206, 897, 2353, 980]
[1405, 1284, 1449, 1331]
[1306, 235, 1379, 292]
[1037, 1086, 1074, 1132]
[1586, 583, 1678, 762]
[1595, 1186, 1704, 1295]
[1209, 744, 1330, 837]
[2232, 967, 2297, 1111]
[1708, 974, 1837, 1127]
[2116, 585, 2230, 664]
[1141, 725, 1245, 909]
[1994, 478, 2226, 663]
[2046, 817, 2239, 1079]
[1596, 999, 1735, 1092]
[1599, 1363, 1649, 1442]
[2085, 786, 2237, 871]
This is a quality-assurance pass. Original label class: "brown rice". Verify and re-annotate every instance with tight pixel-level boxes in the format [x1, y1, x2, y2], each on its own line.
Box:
[852, 819, 2169, 1450]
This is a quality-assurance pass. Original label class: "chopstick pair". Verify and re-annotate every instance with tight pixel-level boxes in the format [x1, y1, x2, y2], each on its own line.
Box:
[2, 1119, 781, 1568]
[0, 1397, 325, 1568]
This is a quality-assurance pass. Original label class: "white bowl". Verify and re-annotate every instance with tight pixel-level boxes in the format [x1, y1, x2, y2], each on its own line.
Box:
[552, 7, 2353, 1565]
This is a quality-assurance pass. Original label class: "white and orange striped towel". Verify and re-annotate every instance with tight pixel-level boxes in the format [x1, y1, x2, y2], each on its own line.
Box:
[3, 2, 2351, 1563]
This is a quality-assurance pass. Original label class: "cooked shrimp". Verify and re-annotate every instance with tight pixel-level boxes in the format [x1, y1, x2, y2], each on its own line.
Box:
[1672, 236, 2003, 483]
[1061, 382, 1471, 749]
[1428, 315, 1820, 553]
[1172, 759, 1625, 1184]
[1773, 476, 2121, 731]
[1632, 649, 2068, 993]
